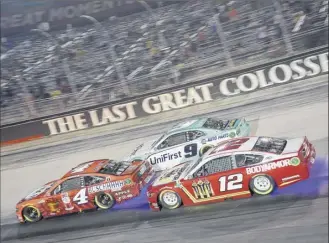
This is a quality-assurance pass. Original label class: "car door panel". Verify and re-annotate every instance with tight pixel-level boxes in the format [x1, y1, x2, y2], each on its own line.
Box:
[148, 141, 202, 171]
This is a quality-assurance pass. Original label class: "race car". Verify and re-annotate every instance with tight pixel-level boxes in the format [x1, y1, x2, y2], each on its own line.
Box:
[128, 117, 251, 172]
[147, 136, 316, 211]
[16, 159, 153, 223]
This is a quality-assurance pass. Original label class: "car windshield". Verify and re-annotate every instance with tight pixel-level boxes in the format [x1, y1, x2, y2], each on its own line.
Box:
[98, 160, 131, 175]
[184, 157, 203, 176]
[151, 133, 166, 148]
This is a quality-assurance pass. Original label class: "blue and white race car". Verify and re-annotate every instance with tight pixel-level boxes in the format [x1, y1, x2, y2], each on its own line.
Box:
[128, 117, 251, 171]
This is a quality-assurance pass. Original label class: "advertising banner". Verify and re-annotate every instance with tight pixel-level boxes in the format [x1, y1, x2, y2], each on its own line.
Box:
[1, 0, 180, 36]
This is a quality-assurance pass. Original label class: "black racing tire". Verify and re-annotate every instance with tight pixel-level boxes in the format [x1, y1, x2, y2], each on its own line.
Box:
[94, 192, 116, 210]
[22, 206, 42, 223]
[158, 190, 182, 210]
[199, 144, 213, 156]
[249, 174, 276, 196]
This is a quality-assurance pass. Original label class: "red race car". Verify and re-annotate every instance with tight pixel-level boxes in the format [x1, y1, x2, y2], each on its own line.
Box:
[16, 159, 153, 223]
[147, 136, 316, 211]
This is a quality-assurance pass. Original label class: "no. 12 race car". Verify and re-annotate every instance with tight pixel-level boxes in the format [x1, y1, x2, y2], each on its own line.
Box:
[147, 136, 316, 211]
[16, 159, 153, 223]
[128, 117, 251, 172]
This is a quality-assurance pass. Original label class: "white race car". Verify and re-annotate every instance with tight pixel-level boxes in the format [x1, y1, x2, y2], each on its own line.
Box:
[127, 117, 251, 172]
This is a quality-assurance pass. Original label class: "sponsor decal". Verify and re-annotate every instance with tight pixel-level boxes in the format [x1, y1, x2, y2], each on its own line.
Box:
[229, 132, 235, 138]
[114, 190, 131, 196]
[246, 157, 301, 175]
[192, 179, 214, 199]
[47, 202, 59, 213]
[124, 178, 132, 185]
[282, 175, 301, 182]
[149, 151, 182, 165]
[207, 133, 229, 142]
[88, 181, 124, 193]
[61, 192, 74, 211]
[289, 157, 301, 166]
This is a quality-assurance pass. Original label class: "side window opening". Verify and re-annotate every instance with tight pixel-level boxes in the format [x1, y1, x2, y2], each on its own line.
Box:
[157, 132, 187, 149]
[193, 156, 232, 178]
[186, 130, 205, 142]
[235, 154, 264, 168]
[84, 176, 106, 186]
[53, 177, 82, 195]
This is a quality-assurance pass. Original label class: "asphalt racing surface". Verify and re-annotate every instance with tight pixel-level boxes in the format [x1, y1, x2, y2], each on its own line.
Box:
[1, 80, 328, 242]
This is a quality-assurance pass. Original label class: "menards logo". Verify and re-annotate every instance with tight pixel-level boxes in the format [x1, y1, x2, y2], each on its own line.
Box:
[246, 157, 300, 175]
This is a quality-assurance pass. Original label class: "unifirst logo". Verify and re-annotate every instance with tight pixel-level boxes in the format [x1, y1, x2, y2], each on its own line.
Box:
[149, 152, 182, 165]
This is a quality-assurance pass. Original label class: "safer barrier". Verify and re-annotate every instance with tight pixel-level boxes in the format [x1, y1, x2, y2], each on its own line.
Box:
[1, 46, 328, 146]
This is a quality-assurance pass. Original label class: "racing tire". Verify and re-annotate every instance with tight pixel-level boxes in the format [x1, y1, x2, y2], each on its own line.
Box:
[249, 174, 276, 196]
[158, 190, 182, 210]
[94, 192, 115, 210]
[22, 206, 42, 223]
[199, 144, 213, 156]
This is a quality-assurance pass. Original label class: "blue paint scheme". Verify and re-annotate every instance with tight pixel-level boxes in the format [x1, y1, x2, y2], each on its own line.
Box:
[110, 157, 328, 212]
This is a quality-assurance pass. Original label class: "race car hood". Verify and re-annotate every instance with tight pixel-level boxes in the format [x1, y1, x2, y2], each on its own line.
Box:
[17, 181, 55, 204]
[152, 162, 190, 186]
[127, 139, 157, 160]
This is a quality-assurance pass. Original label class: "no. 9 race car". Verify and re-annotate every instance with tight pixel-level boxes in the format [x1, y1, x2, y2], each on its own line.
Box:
[16, 159, 153, 223]
[147, 136, 316, 211]
[128, 117, 251, 172]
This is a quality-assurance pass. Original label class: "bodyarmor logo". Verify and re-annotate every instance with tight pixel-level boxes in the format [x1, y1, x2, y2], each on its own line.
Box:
[192, 179, 214, 199]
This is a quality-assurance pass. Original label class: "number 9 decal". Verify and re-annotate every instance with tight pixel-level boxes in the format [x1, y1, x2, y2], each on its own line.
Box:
[184, 143, 198, 158]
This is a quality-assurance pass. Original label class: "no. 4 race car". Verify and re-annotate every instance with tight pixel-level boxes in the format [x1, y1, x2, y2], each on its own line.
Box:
[16, 159, 153, 223]
[147, 136, 316, 211]
[128, 117, 250, 172]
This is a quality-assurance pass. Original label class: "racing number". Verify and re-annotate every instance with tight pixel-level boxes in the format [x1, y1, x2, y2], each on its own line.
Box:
[184, 143, 198, 158]
[218, 174, 243, 192]
[73, 188, 88, 204]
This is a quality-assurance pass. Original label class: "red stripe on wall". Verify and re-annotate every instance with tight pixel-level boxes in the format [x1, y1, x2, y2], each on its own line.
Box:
[0, 134, 44, 147]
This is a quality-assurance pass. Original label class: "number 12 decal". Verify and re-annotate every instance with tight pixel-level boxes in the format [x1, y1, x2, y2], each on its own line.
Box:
[218, 174, 243, 192]
[184, 143, 198, 158]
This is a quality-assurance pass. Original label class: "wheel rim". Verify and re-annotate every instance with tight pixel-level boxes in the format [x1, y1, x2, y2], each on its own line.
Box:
[162, 191, 178, 206]
[99, 194, 113, 207]
[24, 207, 40, 221]
[253, 176, 271, 191]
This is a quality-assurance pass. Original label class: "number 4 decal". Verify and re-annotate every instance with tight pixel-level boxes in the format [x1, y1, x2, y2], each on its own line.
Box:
[218, 174, 243, 192]
[73, 188, 88, 204]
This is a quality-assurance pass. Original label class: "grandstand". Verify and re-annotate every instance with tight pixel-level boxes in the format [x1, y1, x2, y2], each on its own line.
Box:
[1, 0, 328, 125]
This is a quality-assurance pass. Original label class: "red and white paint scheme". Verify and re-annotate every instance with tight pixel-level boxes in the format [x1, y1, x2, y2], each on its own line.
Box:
[147, 136, 316, 211]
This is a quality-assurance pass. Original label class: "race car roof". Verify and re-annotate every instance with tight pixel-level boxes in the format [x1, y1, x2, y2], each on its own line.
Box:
[169, 118, 208, 133]
[168, 117, 241, 134]
[62, 159, 109, 178]
[206, 136, 290, 157]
